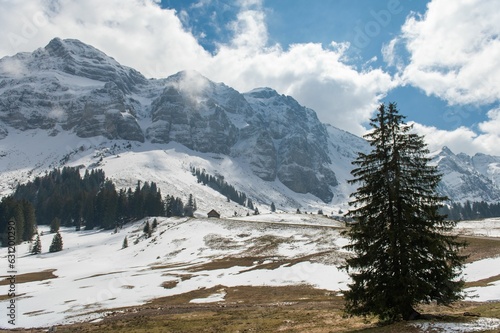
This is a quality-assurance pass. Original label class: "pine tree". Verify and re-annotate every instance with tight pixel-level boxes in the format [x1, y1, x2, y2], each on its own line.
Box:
[152, 218, 158, 229]
[247, 199, 254, 210]
[344, 103, 466, 322]
[13, 204, 25, 244]
[184, 194, 195, 217]
[22, 200, 36, 242]
[122, 236, 128, 249]
[32, 233, 42, 255]
[143, 221, 151, 238]
[49, 231, 63, 253]
[50, 217, 61, 233]
[270, 202, 276, 212]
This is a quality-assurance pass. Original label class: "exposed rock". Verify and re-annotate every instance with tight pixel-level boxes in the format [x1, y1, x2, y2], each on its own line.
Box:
[432, 146, 500, 202]
[1, 38, 500, 203]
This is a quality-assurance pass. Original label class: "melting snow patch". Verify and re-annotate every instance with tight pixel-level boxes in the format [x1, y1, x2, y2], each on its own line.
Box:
[189, 290, 227, 304]
[411, 318, 500, 332]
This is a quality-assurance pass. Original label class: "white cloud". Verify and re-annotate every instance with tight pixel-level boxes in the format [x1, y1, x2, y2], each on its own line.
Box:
[0, 0, 395, 136]
[392, 0, 500, 106]
[411, 107, 500, 156]
[0, 0, 211, 78]
[0, 56, 28, 78]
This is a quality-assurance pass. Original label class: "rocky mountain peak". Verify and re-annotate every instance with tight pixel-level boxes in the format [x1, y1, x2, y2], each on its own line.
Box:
[433, 147, 500, 202]
[1, 38, 500, 204]
[43, 38, 147, 93]
[45, 37, 100, 60]
[440, 146, 454, 156]
[245, 87, 280, 99]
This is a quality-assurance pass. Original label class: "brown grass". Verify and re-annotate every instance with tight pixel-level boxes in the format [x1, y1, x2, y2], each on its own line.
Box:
[17, 284, 498, 333]
[160, 280, 179, 289]
[0, 269, 57, 285]
[466, 274, 500, 288]
[459, 236, 500, 263]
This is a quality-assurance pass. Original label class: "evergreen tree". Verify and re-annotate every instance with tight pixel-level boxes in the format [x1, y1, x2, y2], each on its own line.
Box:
[49, 232, 63, 253]
[32, 233, 42, 255]
[50, 217, 61, 233]
[22, 200, 36, 242]
[143, 220, 151, 238]
[13, 204, 25, 244]
[132, 181, 144, 218]
[184, 194, 195, 217]
[247, 199, 254, 210]
[122, 236, 128, 249]
[344, 103, 466, 321]
[152, 218, 158, 229]
[270, 202, 276, 212]
[165, 195, 173, 217]
[95, 181, 118, 230]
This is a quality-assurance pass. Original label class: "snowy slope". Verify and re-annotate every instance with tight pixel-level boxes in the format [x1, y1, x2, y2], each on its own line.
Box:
[0, 214, 348, 327]
[1, 215, 500, 329]
[0, 128, 348, 215]
[431, 147, 500, 202]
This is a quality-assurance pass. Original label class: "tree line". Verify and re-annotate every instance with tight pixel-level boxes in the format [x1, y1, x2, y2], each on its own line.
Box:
[1, 167, 195, 246]
[441, 201, 500, 220]
[191, 167, 253, 208]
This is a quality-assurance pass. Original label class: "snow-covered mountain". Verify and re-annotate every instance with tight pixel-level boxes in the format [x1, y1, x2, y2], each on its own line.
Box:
[1, 38, 499, 207]
[431, 147, 500, 203]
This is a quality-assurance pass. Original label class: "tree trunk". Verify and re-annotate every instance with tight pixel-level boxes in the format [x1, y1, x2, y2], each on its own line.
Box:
[402, 306, 421, 321]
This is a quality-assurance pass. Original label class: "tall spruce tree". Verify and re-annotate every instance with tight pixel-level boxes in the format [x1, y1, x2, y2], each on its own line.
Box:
[344, 103, 466, 321]
[32, 232, 42, 255]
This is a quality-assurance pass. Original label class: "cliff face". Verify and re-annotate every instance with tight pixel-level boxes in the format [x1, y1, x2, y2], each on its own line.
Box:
[0, 39, 341, 202]
[2, 38, 500, 203]
[0, 38, 146, 142]
[431, 147, 500, 202]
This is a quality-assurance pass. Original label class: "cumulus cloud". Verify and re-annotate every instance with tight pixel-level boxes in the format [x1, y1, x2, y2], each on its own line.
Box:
[391, 0, 500, 106]
[0, 0, 396, 136]
[0, 0, 211, 78]
[411, 107, 500, 156]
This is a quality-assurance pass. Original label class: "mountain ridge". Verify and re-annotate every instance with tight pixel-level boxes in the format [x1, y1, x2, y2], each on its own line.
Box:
[1, 38, 499, 206]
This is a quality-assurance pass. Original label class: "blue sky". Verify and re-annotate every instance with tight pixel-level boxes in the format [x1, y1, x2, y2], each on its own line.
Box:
[160, 0, 486, 131]
[0, 0, 499, 155]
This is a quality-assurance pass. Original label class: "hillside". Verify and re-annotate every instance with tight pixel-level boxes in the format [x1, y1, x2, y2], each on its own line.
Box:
[1, 214, 500, 331]
[1, 38, 500, 208]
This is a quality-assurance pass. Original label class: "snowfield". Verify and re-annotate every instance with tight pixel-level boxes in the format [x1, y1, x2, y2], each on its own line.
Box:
[1, 130, 500, 331]
[1, 214, 347, 328]
[0, 215, 499, 331]
[0, 129, 353, 217]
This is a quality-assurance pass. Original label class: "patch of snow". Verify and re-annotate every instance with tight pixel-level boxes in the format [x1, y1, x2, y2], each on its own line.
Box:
[455, 218, 500, 238]
[189, 290, 226, 304]
[411, 317, 500, 332]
